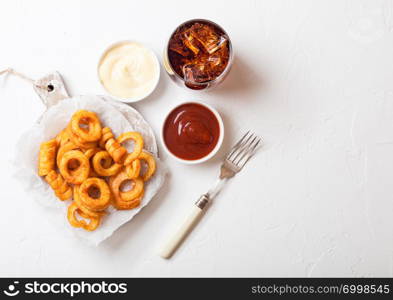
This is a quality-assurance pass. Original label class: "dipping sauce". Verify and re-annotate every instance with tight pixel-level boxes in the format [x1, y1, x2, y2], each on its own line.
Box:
[163, 102, 220, 160]
[98, 41, 159, 100]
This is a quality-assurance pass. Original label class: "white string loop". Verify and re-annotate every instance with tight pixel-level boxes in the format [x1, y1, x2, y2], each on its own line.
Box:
[0, 68, 46, 89]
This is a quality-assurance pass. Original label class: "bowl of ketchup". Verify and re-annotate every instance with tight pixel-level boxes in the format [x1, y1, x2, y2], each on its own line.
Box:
[162, 101, 224, 164]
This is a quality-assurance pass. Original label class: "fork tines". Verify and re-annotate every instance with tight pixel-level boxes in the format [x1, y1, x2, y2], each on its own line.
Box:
[226, 131, 261, 169]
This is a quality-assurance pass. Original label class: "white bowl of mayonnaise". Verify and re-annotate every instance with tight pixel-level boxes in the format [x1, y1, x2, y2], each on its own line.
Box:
[97, 41, 160, 102]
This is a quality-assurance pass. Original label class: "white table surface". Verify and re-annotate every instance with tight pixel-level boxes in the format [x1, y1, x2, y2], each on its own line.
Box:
[1, 0, 392, 277]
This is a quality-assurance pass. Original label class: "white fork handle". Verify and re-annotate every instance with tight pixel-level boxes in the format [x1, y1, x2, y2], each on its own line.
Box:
[160, 205, 205, 259]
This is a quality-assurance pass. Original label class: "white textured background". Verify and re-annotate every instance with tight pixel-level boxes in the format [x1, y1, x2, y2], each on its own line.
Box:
[1, 0, 393, 277]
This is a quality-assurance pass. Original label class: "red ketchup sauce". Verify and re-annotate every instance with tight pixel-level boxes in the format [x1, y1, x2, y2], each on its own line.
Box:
[163, 103, 220, 160]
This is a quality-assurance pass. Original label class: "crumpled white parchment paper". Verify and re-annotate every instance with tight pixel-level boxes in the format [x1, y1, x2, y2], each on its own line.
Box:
[14, 94, 166, 245]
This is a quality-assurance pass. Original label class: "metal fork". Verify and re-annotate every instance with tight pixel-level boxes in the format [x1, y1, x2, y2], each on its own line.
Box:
[160, 131, 261, 259]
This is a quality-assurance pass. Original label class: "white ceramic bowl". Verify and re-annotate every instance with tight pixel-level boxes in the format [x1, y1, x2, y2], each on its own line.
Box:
[161, 101, 224, 164]
[97, 40, 160, 103]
